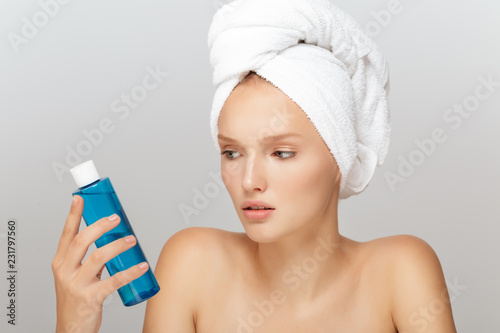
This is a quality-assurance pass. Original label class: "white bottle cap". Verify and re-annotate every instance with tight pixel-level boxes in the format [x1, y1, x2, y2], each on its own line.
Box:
[70, 160, 100, 188]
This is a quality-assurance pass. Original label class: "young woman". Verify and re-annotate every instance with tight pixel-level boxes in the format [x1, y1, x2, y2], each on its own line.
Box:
[52, 0, 457, 332]
[53, 72, 457, 332]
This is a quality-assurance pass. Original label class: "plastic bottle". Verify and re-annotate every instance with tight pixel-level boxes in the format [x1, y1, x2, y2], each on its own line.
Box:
[70, 160, 160, 306]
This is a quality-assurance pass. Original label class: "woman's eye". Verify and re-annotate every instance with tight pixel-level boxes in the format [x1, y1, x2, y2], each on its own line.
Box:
[274, 151, 296, 159]
[221, 150, 241, 160]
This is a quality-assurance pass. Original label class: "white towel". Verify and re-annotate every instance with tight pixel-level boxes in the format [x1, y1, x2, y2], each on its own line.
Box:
[207, 0, 391, 200]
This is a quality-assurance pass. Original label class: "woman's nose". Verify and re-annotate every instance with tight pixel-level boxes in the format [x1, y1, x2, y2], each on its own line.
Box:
[241, 155, 267, 192]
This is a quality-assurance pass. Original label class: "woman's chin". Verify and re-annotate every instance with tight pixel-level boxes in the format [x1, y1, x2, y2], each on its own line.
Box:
[241, 222, 285, 244]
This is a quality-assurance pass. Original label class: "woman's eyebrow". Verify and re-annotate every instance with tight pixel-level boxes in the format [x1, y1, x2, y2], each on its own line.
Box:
[217, 133, 302, 144]
[217, 134, 237, 143]
[261, 133, 303, 143]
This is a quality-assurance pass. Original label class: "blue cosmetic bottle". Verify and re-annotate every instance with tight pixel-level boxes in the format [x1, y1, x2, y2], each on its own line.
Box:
[70, 160, 160, 306]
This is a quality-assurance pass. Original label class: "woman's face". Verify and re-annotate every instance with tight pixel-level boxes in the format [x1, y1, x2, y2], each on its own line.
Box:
[218, 74, 341, 243]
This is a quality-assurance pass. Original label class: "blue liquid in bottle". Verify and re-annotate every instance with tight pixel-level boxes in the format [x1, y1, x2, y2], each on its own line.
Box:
[70, 160, 160, 306]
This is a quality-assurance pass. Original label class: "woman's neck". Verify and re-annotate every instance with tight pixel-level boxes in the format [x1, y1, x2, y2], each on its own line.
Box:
[249, 217, 350, 303]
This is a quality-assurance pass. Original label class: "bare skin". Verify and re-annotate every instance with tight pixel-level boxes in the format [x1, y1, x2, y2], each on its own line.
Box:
[53, 73, 457, 332]
[142, 73, 458, 332]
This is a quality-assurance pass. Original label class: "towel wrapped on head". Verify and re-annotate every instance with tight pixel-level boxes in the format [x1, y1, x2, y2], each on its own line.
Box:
[207, 0, 391, 200]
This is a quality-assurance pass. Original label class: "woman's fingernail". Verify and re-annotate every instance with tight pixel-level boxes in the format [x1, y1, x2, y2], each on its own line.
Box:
[125, 235, 135, 243]
[139, 262, 148, 270]
[108, 214, 119, 222]
[72, 196, 78, 206]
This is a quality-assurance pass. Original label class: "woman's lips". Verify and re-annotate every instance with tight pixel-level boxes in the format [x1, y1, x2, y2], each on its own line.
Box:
[241, 200, 275, 220]
[242, 208, 275, 220]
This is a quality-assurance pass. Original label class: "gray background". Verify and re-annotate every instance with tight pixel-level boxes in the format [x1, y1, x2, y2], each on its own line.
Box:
[1, 0, 498, 331]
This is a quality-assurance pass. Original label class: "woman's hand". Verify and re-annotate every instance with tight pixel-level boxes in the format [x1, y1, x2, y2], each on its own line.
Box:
[52, 195, 149, 333]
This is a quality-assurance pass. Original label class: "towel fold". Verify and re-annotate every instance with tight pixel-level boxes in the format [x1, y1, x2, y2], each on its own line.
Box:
[208, 0, 391, 200]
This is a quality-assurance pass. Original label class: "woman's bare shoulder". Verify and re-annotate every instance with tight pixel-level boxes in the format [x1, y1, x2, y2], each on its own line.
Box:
[162, 226, 245, 254]
[143, 227, 243, 332]
[359, 234, 447, 288]
[361, 234, 436, 256]
[156, 227, 245, 277]
[348, 234, 436, 268]
[360, 234, 457, 332]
